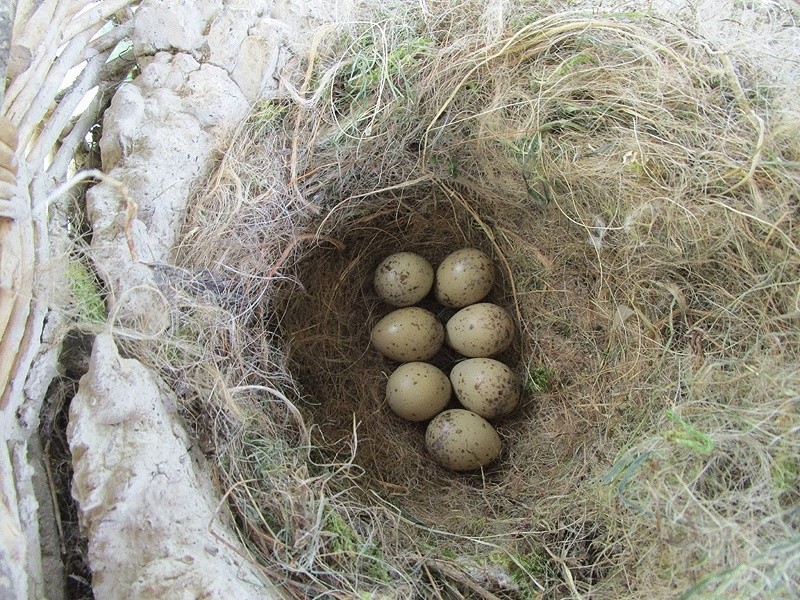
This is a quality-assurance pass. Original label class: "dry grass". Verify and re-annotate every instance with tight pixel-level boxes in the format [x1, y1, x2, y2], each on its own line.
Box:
[119, 1, 800, 597]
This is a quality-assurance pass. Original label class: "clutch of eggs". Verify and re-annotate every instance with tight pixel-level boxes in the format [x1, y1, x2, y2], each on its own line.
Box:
[370, 248, 516, 472]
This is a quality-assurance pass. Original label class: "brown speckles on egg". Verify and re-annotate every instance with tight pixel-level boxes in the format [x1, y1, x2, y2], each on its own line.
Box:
[450, 358, 520, 419]
[445, 303, 514, 357]
[434, 248, 495, 308]
[425, 409, 502, 471]
[371, 307, 444, 362]
[374, 252, 434, 306]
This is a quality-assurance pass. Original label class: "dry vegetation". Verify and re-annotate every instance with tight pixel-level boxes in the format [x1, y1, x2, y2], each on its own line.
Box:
[120, 1, 800, 597]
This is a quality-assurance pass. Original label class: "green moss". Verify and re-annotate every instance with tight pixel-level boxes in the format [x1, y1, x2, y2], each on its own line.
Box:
[509, 13, 543, 31]
[490, 550, 549, 599]
[438, 547, 458, 560]
[773, 449, 800, 503]
[245, 434, 292, 477]
[664, 409, 714, 455]
[325, 510, 390, 582]
[325, 510, 361, 554]
[252, 99, 289, 127]
[232, 434, 296, 537]
[343, 34, 432, 102]
[525, 366, 552, 393]
[66, 259, 107, 323]
[159, 324, 202, 365]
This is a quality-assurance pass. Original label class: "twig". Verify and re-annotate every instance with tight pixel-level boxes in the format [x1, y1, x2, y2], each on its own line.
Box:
[63, 0, 135, 41]
[423, 562, 445, 600]
[543, 544, 584, 600]
[42, 440, 65, 555]
[425, 559, 503, 600]
[29, 46, 113, 171]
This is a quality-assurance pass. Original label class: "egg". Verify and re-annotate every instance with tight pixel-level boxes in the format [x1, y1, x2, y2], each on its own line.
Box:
[445, 303, 514, 357]
[434, 248, 494, 308]
[425, 409, 502, 471]
[371, 307, 444, 362]
[385, 362, 451, 421]
[373, 252, 434, 306]
[450, 358, 520, 419]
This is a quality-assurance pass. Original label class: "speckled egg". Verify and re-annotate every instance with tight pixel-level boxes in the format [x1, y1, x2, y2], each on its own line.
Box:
[450, 358, 520, 419]
[445, 303, 514, 357]
[385, 362, 451, 421]
[373, 252, 435, 306]
[371, 307, 444, 362]
[425, 409, 502, 471]
[434, 248, 495, 308]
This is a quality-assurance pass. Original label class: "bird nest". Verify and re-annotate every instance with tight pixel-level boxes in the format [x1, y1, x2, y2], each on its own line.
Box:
[123, 4, 800, 598]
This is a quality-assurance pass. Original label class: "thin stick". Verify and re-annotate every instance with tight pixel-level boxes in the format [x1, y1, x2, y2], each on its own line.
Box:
[425, 559, 503, 600]
[543, 544, 585, 600]
[42, 440, 65, 555]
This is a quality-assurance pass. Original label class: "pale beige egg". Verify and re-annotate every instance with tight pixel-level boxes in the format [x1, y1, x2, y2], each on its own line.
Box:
[425, 409, 502, 471]
[434, 248, 494, 308]
[445, 303, 514, 357]
[385, 362, 451, 421]
[371, 307, 444, 362]
[373, 252, 434, 306]
[450, 358, 519, 419]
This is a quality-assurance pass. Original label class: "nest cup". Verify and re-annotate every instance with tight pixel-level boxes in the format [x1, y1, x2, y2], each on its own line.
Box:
[163, 5, 800, 598]
[278, 194, 522, 477]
